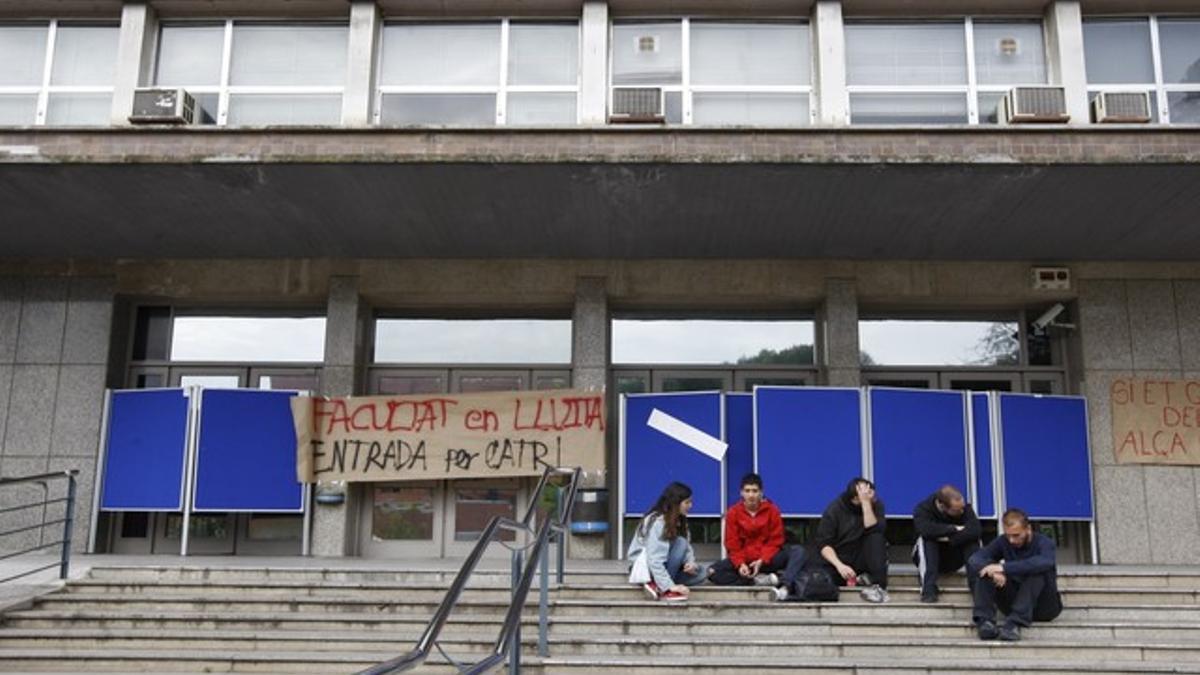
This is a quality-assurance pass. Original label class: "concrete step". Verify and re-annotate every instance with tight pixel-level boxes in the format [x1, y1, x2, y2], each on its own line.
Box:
[29, 593, 521, 616]
[29, 594, 1200, 625]
[547, 598, 1200, 622]
[8, 609, 1199, 643]
[0, 648, 400, 673]
[1, 628, 1198, 663]
[82, 565, 594, 586]
[62, 581, 537, 603]
[81, 565, 1200, 590]
[530, 656, 1200, 675]
[64, 577, 1200, 606]
[1, 609, 507, 632]
[554, 584, 1200, 605]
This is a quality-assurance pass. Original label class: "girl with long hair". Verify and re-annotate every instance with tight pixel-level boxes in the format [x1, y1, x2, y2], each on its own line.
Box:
[626, 481, 707, 602]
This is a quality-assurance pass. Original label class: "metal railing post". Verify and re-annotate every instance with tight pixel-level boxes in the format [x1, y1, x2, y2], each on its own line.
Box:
[510, 547, 524, 675]
[538, 534, 550, 657]
[60, 474, 77, 579]
[555, 485, 566, 584]
[352, 467, 581, 675]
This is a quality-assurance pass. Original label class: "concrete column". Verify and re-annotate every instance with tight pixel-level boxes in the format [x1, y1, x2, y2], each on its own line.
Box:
[821, 278, 860, 387]
[343, 1, 382, 127]
[579, 1, 610, 125]
[310, 276, 370, 556]
[110, 3, 158, 126]
[570, 276, 608, 559]
[0, 277, 114, 553]
[1045, 1, 1090, 125]
[812, 0, 848, 126]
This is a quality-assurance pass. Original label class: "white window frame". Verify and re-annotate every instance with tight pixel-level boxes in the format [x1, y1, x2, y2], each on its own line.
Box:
[0, 20, 119, 126]
[608, 18, 814, 126]
[374, 19, 582, 127]
[845, 17, 1049, 125]
[1083, 15, 1200, 124]
[153, 20, 348, 127]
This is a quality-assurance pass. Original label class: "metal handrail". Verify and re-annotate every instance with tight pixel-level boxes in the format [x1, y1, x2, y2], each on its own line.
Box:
[356, 466, 582, 675]
[0, 470, 78, 584]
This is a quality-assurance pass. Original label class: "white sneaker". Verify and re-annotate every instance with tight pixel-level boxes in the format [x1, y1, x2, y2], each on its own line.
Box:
[860, 584, 889, 604]
[753, 573, 780, 587]
[772, 586, 789, 602]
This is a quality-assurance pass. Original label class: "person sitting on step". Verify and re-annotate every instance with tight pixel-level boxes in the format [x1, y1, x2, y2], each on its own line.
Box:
[810, 477, 889, 603]
[706, 473, 807, 601]
[626, 481, 707, 602]
[911, 484, 982, 603]
[968, 507, 1063, 642]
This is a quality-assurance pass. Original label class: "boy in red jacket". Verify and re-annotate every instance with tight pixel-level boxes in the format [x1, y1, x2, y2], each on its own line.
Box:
[707, 473, 807, 601]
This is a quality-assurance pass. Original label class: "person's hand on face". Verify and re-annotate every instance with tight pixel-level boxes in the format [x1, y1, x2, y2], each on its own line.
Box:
[855, 481, 875, 504]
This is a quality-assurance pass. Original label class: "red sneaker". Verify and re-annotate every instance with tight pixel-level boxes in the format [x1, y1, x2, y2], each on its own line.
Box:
[660, 590, 688, 603]
[642, 581, 659, 600]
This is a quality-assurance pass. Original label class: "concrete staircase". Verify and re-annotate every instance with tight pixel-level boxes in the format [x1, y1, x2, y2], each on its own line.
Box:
[1, 562, 1199, 674]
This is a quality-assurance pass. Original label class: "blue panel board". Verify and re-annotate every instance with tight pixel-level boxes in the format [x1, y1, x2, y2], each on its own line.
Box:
[623, 393, 723, 516]
[869, 389, 970, 518]
[724, 393, 754, 512]
[755, 387, 863, 517]
[101, 389, 189, 511]
[1000, 394, 1093, 520]
[194, 389, 304, 512]
[972, 393, 996, 519]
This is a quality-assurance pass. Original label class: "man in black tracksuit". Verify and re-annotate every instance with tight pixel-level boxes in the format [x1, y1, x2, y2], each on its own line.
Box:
[810, 477, 889, 602]
[911, 484, 982, 603]
[968, 507, 1062, 642]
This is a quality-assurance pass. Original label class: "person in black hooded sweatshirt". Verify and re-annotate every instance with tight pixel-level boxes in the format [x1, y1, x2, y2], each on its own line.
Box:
[810, 477, 889, 603]
[911, 484, 982, 603]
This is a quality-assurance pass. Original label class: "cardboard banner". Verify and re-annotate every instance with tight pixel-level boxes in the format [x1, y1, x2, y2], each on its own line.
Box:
[293, 389, 605, 482]
[1111, 378, 1200, 465]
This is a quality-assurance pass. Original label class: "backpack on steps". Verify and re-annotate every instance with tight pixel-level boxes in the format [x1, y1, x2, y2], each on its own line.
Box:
[789, 568, 840, 602]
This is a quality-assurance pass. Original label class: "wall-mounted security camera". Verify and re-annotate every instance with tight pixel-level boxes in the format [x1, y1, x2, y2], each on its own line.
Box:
[1031, 303, 1075, 332]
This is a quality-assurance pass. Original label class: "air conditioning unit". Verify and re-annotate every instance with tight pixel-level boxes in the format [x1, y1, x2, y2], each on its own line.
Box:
[610, 87, 664, 123]
[999, 86, 1069, 124]
[1092, 91, 1152, 123]
[129, 88, 195, 124]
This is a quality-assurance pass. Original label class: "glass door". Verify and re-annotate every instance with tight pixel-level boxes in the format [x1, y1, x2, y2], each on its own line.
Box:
[651, 369, 733, 393]
[444, 478, 528, 559]
[940, 371, 1020, 392]
[359, 481, 444, 558]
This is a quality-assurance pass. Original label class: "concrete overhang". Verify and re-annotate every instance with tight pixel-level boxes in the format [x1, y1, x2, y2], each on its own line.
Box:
[5, 0, 1200, 19]
[1, 126, 1199, 261]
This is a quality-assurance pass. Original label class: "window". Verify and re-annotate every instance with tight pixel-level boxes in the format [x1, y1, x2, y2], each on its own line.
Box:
[846, 20, 1046, 124]
[154, 22, 347, 126]
[170, 316, 327, 362]
[611, 20, 811, 126]
[612, 319, 815, 365]
[1083, 17, 1200, 124]
[858, 319, 1020, 367]
[373, 318, 572, 363]
[0, 22, 118, 126]
[377, 21, 579, 126]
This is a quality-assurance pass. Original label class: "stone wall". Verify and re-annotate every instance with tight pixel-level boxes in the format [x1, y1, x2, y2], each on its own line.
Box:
[0, 277, 114, 553]
[1079, 278, 1200, 564]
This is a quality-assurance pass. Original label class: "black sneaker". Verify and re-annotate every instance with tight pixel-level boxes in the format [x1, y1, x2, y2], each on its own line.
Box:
[920, 587, 939, 603]
[998, 623, 1021, 642]
[977, 620, 999, 641]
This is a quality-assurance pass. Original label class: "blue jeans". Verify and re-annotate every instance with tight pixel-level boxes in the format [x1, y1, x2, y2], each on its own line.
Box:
[666, 536, 708, 586]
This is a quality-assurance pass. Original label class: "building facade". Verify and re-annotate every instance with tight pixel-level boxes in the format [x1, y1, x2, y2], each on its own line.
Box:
[1, 0, 1198, 565]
